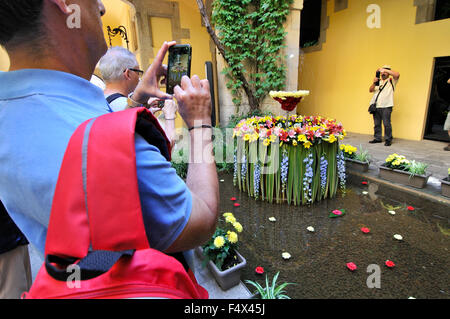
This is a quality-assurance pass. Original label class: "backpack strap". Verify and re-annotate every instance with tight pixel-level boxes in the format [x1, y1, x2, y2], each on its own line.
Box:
[45, 108, 171, 259]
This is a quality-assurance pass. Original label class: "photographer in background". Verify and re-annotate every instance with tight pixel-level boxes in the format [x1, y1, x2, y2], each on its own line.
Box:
[368, 65, 400, 146]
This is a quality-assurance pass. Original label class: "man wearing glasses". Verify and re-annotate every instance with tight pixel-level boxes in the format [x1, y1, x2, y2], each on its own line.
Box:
[98, 46, 144, 111]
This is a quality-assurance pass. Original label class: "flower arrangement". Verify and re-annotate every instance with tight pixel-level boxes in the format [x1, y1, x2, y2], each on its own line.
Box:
[384, 153, 428, 176]
[233, 115, 347, 205]
[202, 212, 243, 271]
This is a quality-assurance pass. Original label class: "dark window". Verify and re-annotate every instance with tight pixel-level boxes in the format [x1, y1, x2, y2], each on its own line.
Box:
[300, 0, 322, 48]
[434, 0, 450, 21]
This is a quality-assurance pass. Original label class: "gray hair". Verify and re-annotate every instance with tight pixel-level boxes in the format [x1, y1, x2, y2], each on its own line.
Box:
[98, 46, 139, 82]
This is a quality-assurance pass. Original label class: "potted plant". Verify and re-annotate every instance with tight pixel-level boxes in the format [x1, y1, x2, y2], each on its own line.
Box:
[440, 168, 450, 198]
[197, 212, 246, 290]
[341, 144, 370, 172]
[379, 153, 430, 188]
[245, 272, 295, 299]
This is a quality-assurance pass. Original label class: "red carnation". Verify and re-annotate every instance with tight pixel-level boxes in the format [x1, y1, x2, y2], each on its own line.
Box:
[407, 206, 415, 211]
[234, 203, 240, 207]
[385, 260, 395, 268]
[362, 181, 368, 185]
[255, 267, 264, 275]
[230, 197, 237, 201]
[361, 227, 370, 234]
[346, 262, 357, 271]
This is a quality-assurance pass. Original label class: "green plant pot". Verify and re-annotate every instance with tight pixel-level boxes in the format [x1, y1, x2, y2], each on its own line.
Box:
[345, 158, 369, 172]
[440, 177, 450, 198]
[379, 163, 430, 189]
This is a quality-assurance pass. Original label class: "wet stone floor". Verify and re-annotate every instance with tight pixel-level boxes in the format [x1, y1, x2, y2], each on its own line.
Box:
[218, 172, 450, 299]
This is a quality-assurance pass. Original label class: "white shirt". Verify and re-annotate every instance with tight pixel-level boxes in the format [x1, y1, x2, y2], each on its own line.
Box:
[372, 77, 398, 108]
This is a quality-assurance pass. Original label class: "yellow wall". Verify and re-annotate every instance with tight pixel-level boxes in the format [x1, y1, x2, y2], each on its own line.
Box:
[102, 0, 135, 51]
[298, 0, 450, 141]
[0, 47, 10, 72]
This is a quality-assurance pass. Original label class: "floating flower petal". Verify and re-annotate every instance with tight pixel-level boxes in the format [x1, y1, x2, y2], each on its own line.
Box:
[361, 227, 370, 234]
[346, 262, 357, 271]
[407, 206, 415, 211]
[268, 217, 277, 222]
[388, 210, 396, 215]
[385, 260, 396, 268]
[307, 226, 315, 232]
[393, 234, 403, 241]
[282, 252, 291, 260]
[255, 266, 265, 275]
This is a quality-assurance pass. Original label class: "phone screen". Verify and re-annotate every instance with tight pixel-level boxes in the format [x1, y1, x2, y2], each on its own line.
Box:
[166, 44, 192, 94]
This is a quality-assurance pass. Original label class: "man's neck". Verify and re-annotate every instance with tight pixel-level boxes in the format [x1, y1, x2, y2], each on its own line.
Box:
[7, 45, 95, 80]
[104, 82, 130, 97]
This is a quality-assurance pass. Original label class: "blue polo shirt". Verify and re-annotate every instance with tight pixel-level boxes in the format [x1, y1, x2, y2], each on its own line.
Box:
[0, 69, 191, 255]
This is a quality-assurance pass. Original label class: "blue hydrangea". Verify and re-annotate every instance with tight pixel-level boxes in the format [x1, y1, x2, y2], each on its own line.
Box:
[241, 154, 247, 183]
[303, 152, 314, 204]
[320, 155, 328, 196]
[337, 150, 346, 190]
[280, 148, 289, 194]
[253, 162, 261, 199]
[233, 151, 238, 186]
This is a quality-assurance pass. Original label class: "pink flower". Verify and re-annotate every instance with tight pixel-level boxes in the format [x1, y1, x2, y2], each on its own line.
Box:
[332, 210, 342, 216]
[234, 203, 240, 207]
[230, 197, 237, 201]
[255, 267, 264, 275]
[407, 206, 415, 211]
[346, 262, 357, 271]
[385, 260, 395, 268]
[361, 227, 370, 234]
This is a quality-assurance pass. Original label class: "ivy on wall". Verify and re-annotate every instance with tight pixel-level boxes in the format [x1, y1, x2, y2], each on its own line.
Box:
[198, 0, 294, 111]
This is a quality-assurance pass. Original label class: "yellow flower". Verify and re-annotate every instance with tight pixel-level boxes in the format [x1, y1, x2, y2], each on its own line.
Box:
[263, 139, 270, 146]
[327, 134, 337, 143]
[223, 212, 234, 218]
[214, 236, 225, 248]
[243, 134, 250, 141]
[303, 141, 312, 149]
[225, 215, 237, 224]
[233, 222, 243, 233]
[292, 140, 298, 146]
[298, 134, 307, 142]
[226, 231, 238, 244]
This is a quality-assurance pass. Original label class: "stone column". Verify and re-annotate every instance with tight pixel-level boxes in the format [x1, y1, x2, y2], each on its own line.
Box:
[218, 0, 304, 126]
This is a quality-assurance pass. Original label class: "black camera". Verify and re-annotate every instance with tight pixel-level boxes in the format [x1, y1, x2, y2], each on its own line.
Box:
[375, 70, 380, 86]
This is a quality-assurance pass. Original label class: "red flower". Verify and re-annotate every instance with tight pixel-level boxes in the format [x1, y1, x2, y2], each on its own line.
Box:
[332, 210, 342, 216]
[255, 267, 264, 275]
[362, 181, 368, 185]
[385, 260, 395, 268]
[234, 203, 240, 207]
[346, 262, 357, 271]
[230, 197, 237, 201]
[407, 206, 415, 211]
[361, 227, 370, 234]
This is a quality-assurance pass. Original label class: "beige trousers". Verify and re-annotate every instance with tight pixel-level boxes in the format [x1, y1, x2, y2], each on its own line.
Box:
[0, 245, 32, 299]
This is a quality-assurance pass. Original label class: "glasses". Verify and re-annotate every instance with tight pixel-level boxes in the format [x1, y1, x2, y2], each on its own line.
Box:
[125, 68, 144, 78]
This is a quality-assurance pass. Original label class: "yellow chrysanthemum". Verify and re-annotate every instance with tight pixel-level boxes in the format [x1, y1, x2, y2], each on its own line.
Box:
[226, 231, 238, 244]
[298, 134, 307, 142]
[263, 139, 270, 146]
[233, 222, 243, 233]
[225, 215, 237, 224]
[292, 140, 298, 146]
[214, 236, 225, 248]
[303, 141, 312, 149]
[223, 212, 234, 218]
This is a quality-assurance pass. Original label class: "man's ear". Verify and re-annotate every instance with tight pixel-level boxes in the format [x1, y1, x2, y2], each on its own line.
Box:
[123, 69, 132, 80]
[47, 0, 72, 14]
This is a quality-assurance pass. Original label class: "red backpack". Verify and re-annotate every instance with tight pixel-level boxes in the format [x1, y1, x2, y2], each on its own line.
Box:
[23, 107, 208, 299]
